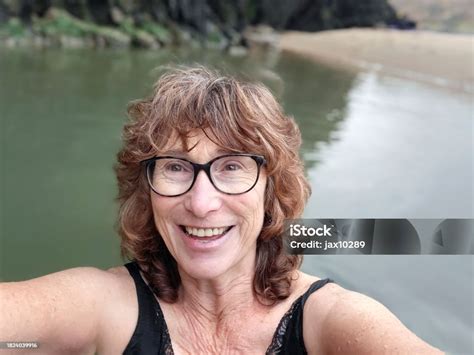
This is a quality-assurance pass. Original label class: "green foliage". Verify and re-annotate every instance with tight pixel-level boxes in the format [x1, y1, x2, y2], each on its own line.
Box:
[206, 28, 223, 44]
[2, 17, 26, 38]
[117, 17, 158, 47]
[142, 21, 171, 44]
[29, 8, 130, 47]
[33, 8, 93, 37]
[119, 17, 135, 35]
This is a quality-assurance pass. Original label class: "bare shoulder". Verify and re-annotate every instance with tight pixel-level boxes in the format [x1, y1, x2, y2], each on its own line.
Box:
[0, 265, 137, 354]
[23, 264, 134, 300]
[1, 265, 126, 304]
[299, 278, 443, 354]
[103, 265, 137, 311]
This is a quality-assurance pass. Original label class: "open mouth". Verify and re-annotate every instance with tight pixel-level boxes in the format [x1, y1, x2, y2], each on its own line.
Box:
[180, 225, 234, 241]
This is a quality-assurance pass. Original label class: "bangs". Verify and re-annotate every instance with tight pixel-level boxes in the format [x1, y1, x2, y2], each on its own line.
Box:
[146, 127, 249, 156]
[142, 67, 269, 157]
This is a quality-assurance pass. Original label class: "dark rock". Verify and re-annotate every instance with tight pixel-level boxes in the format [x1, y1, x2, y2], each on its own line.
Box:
[0, 1, 10, 23]
[63, 0, 90, 20]
[387, 16, 416, 30]
[251, 0, 403, 32]
[87, 0, 112, 25]
[1, 0, 414, 49]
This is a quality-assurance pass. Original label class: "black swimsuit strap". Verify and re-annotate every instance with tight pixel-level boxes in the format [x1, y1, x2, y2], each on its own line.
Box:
[266, 278, 334, 354]
[301, 279, 334, 305]
[123, 261, 172, 354]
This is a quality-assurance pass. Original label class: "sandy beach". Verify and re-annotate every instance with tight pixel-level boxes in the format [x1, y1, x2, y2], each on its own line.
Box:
[279, 29, 473, 92]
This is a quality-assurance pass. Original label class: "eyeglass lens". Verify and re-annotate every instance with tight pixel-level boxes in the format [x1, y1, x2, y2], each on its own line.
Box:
[147, 156, 260, 196]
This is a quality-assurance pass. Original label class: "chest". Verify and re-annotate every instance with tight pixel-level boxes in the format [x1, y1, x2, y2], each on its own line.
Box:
[162, 302, 292, 354]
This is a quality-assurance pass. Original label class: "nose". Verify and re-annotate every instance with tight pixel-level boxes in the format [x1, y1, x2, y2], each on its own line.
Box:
[183, 170, 223, 218]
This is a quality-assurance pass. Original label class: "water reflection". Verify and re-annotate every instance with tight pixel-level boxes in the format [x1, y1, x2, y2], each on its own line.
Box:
[275, 53, 355, 165]
[303, 71, 473, 218]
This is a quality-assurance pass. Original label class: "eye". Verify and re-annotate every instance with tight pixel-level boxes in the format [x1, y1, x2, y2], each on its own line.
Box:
[224, 163, 242, 171]
[164, 161, 190, 172]
[169, 164, 183, 171]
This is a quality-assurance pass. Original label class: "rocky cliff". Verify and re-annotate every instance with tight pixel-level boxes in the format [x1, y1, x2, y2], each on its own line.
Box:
[0, 0, 411, 48]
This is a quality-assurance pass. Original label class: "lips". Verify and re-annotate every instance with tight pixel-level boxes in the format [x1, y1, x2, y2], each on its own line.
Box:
[180, 225, 233, 239]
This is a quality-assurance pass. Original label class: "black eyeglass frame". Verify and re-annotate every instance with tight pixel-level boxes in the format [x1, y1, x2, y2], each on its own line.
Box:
[141, 153, 266, 197]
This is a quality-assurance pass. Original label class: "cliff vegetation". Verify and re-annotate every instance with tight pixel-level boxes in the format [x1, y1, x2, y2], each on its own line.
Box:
[0, 0, 411, 49]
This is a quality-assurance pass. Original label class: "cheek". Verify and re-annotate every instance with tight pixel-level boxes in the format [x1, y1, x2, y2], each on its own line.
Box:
[151, 197, 175, 233]
[254, 179, 267, 218]
[151, 198, 163, 220]
[150, 198, 181, 257]
[238, 188, 266, 236]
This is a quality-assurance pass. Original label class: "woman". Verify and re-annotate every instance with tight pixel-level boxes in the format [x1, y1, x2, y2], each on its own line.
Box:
[1, 66, 441, 354]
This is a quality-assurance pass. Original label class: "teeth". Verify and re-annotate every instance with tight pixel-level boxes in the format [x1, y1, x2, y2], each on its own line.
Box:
[185, 226, 228, 238]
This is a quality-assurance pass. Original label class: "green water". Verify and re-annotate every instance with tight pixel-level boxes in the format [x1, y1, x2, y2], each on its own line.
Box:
[1, 48, 472, 353]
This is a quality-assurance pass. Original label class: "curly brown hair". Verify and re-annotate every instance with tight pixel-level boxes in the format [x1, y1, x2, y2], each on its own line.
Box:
[116, 65, 310, 304]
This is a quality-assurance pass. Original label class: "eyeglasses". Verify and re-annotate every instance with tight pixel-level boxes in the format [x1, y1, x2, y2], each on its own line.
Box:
[142, 154, 266, 197]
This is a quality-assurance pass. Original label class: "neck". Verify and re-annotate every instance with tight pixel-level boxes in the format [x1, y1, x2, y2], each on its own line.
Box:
[176, 252, 265, 323]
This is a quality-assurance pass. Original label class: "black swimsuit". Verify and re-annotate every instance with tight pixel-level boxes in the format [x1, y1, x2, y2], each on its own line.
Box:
[123, 261, 332, 354]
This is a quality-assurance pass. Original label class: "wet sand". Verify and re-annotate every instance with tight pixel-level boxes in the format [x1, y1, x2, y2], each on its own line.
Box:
[279, 29, 473, 92]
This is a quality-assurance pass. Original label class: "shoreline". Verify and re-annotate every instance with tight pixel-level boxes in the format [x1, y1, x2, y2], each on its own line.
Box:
[278, 29, 474, 93]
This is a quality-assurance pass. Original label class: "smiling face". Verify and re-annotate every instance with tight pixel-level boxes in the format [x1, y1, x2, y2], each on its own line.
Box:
[150, 130, 267, 281]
